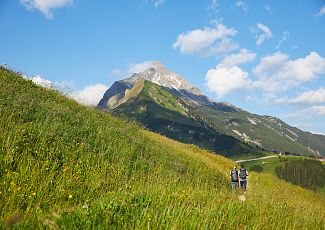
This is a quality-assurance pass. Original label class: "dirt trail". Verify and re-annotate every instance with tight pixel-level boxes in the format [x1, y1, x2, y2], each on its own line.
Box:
[235, 155, 277, 163]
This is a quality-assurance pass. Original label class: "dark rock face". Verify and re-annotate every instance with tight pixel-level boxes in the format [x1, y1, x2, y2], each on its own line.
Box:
[97, 81, 129, 108]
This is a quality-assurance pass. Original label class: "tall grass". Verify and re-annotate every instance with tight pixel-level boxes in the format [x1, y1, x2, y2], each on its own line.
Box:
[0, 67, 324, 229]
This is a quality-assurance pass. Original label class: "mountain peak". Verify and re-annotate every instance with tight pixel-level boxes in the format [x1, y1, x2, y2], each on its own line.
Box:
[128, 62, 203, 97]
[142, 61, 171, 76]
[99, 61, 217, 109]
[150, 61, 166, 70]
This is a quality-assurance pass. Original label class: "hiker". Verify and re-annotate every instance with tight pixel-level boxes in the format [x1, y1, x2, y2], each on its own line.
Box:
[239, 164, 248, 191]
[230, 166, 239, 191]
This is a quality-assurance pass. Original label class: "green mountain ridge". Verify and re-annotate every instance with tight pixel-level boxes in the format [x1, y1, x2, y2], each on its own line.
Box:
[1, 67, 325, 228]
[113, 80, 261, 158]
[188, 101, 322, 156]
[98, 63, 325, 157]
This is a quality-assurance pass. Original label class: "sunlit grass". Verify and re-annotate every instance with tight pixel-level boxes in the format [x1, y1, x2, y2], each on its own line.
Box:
[0, 67, 324, 229]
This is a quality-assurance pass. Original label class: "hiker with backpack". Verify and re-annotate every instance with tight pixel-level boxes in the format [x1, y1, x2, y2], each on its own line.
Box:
[239, 164, 248, 191]
[230, 166, 239, 191]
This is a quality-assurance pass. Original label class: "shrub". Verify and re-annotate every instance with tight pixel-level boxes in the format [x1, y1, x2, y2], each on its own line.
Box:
[249, 164, 263, 173]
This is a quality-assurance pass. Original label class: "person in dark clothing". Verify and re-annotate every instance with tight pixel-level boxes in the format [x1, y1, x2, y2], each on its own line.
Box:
[239, 164, 248, 191]
[230, 166, 239, 191]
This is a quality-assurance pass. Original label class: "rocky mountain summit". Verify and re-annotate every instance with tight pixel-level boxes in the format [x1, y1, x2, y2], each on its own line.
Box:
[98, 61, 236, 111]
[129, 61, 202, 95]
[98, 61, 205, 108]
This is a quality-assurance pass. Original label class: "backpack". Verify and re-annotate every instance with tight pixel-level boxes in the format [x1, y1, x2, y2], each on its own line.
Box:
[231, 170, 239, 182]
[239, 168, 247, 179]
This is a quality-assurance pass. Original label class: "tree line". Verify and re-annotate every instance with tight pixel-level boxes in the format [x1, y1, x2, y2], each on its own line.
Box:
[275, 159, 325, 191]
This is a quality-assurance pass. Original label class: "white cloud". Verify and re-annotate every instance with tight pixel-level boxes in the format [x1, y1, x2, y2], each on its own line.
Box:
[250, 23, 272, 46]
[253, 52, 325, 92]
[22, 73, 108, 106]
[153, 0, 165, 7]
[205, 64, 251, 97]
[69, 84, 108, 106]
[265, 4, 272, 15]
[316, 5, 325, 16]
[221, 48, 256, 66]
[209, 17, 224, 26]
[275, 31, 290, 49]
[290, 88, 325, 104]
[29, 75, 53, 88]
[108, 69, 126, 81]
[205, 52, 325, 98]
[144, 0, 165, 7]
[128, 61, 156, 73]
[110, 69, 122, 77]
[208, 0, 219, 12]
[276, 52, 325, 82]
[23, 74, 73, 93]
[274, 88, 325, 105]
[173, 24, 238, 57]
[307, 106, 325, 116]
[285, 106, 325, 118]
[20, 0, 73, 19]
[254, 52, 289, 77]
[235, 0, 248, 12]
[294, 123, 314, 131]
[310, 131, 325, 135]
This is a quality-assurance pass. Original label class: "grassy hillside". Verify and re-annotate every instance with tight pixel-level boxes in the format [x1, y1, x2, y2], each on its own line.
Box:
[114, 80, 260, 158]
[0, 67, 325, 229]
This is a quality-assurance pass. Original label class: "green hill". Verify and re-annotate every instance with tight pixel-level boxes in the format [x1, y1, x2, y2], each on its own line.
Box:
[113, 80, 261, 158]
[0, 67, 324, 229]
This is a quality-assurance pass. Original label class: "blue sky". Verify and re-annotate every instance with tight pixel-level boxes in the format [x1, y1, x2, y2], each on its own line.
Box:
[1, 0, 325, 134]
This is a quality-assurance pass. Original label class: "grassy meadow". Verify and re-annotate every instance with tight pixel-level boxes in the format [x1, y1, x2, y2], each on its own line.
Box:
[0, 67, 325, 229]
[243, 155, 325, 195]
